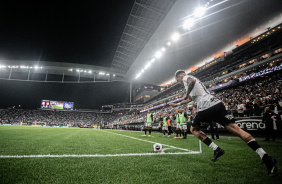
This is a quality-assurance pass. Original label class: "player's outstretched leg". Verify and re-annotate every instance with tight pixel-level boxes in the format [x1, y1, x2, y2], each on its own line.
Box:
[225, 123, 277, 176]
[149, 127, 152, 136]
[190, 126, 225, 162]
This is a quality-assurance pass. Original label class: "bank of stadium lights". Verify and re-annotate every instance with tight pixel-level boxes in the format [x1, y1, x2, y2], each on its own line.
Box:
[1, 65, 42, 69]
[20, 66, 29, 69]
[135, 2, 216, 80]
[88, 70, 92, 74]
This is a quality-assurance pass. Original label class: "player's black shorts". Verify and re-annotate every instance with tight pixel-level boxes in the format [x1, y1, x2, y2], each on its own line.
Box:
[192, 102, 235, 127]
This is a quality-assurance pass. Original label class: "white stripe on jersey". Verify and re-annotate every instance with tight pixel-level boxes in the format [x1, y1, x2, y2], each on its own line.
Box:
[183, 75, 221, 111]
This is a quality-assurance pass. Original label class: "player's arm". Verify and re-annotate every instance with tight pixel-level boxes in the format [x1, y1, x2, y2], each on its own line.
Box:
[184, 77, 196, 100]
[169, 95, 192, 107]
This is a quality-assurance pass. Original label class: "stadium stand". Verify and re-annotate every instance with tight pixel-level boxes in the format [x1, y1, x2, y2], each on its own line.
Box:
[0, 109, 118, 127]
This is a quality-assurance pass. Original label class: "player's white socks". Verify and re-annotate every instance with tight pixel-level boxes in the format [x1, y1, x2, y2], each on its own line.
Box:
[209, 142, 218, 151]
[203, 137, 219, 151]
[247, 139, 266, 159]
[256, 148, 267, 159]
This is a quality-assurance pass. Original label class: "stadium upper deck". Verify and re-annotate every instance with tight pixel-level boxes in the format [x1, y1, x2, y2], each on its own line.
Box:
[108, 23, 282, 112]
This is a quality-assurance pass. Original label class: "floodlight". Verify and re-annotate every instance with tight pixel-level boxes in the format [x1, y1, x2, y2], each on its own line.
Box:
[183, 18, 195, 30]
[144, 62, 151, 70]
[136, 73, 141, 79]
[76, 69, 80, 72]
[171, 32, 180, 42]
[106, 73, 110, 76]
[194, 7, 206, 18]
[34, 66, 39, 69]
[155, 51, 162, 59]
[88, 70, 92, 73]
[113, 74, 116, 77]
[161, 47, 166, 52]
[167, 42, 171, 46]
[151, 58, 156, 63]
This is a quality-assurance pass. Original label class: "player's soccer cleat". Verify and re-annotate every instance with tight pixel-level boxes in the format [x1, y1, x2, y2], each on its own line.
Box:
[182, 137, 187, 139]
[211, 147, 225, 162]
[141, 135, 146, 136]
[263, 155, 277, 176]
[148, 135, 151, 137]
[168, 135, 170, 137]
[173, 137, 178, 139]
[178, 137, 182, 139]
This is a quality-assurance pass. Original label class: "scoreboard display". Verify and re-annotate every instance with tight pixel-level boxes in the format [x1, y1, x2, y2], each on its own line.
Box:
[41, 100, 74, 110]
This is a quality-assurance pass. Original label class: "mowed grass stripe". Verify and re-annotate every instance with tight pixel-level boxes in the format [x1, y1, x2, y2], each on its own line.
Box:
[0, 126, 157, 155]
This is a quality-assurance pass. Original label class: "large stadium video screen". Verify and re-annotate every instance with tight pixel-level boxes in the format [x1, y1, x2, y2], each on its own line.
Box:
[41, 100, 74, 110]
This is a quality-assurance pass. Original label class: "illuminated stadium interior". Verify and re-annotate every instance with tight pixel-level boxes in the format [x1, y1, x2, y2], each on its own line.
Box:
[1, 0, 282, 183]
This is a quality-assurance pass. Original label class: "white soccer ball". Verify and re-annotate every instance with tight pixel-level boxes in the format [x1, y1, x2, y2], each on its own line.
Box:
[153, 143, 163, 152]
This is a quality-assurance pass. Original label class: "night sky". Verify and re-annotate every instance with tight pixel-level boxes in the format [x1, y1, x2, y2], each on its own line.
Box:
[0, 0, 135, 109]
[0, 0, 134, 66]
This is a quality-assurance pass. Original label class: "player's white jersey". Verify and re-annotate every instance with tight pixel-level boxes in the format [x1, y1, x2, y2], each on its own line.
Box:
[183, 75, 221, 111]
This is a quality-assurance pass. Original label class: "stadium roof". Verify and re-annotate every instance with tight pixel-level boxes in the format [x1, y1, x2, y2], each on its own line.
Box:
[0, 0, 282, 85]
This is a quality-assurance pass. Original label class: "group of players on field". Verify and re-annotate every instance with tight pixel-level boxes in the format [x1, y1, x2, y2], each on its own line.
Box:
[143, 109, 192, 139]
[143, 70, 277, 176]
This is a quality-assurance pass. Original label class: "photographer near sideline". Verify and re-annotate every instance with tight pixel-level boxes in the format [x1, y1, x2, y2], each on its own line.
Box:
[262, 107, 281, 142]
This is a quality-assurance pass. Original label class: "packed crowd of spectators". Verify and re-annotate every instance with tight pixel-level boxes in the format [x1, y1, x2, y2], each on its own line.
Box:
[0, 110, 118, 127]
[215, 73, 282, 117]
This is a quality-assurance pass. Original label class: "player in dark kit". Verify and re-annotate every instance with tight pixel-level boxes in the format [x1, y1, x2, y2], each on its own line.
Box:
[169, 70, 277, 176]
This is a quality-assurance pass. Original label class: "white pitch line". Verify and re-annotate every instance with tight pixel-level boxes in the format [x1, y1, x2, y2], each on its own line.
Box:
[0, 152, 202, 158]
[103, 130, 192, 152]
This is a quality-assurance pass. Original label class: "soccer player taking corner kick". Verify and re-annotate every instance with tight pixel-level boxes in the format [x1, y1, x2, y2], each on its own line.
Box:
[169, 70, 277, 176]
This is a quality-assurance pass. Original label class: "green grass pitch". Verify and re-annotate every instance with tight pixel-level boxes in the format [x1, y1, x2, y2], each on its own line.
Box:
[0, 126, 281, 184]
